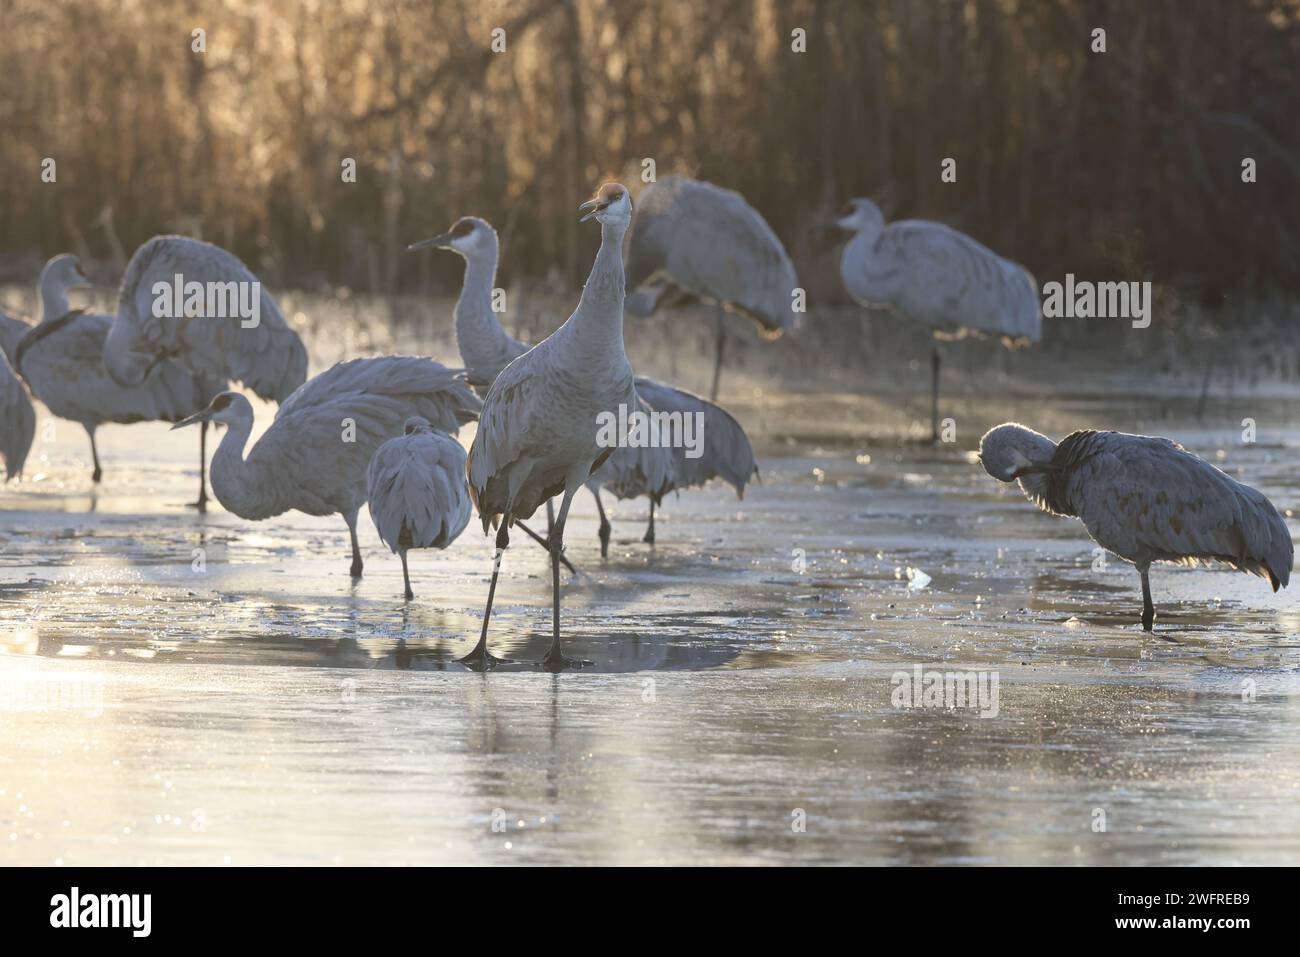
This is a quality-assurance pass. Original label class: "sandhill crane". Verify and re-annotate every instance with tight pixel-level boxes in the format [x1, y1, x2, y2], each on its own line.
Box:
[172, 357, 480, 577]
[2, 255, 222, 494]
[102, 235, 306, 402]
[625, 175, 800, 401]
[978, 423, 1293, 631]
[464, 183, 639, 670]
[594, 377, 758, 552]
[366, 416, 472, 600]
[586, 390, 679, 557]
[408, 217, 528, 398]
[410, 214, 756, 557]
[836, 199, 1040, 442]
[100, 236, 307, 505]
[0, 338, 34, 480]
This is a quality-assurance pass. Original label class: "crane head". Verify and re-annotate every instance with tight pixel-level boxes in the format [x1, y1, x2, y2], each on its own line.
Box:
[171, 391, 253, 430]
[40, 254, 92, 295]
[978, 423, 1058, 483]
[407, 217, 495, 258]
[404, 416, 433, 436]
[835, 198, 885, 235]
[579, 183, 632, 225]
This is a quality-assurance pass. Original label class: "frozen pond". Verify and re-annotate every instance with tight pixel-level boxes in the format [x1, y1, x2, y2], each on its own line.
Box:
[2, 393, 1300, 865]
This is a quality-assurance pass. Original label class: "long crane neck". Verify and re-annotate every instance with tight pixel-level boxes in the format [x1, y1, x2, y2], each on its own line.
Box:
[454, 241, 515, 371]
[207, 415, 269, 520]
[38, 275, 72, 324]
[569, 221, 628, 354]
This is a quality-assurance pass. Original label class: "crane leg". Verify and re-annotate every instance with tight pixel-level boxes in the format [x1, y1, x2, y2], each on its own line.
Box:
[187, 420, 209, 511]
[400, 549, 414, 601]
[516, 521, 576, 575]
[930, 344, 941, 444]
[344, 508, 363, 577]
[87, 427, 103, 483]
[643, 499, 656, 545]
[1139, 564, 1155, 632]
[592, 487, 611, 558]
[709, 305, 726, 402]
[462, 524, 511, 670]
[541, 478, 592, 671]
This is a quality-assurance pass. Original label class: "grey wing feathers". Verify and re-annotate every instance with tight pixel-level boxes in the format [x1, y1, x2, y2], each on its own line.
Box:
[276, 357, 481, 434]
[0, 350, 35, 479]
[1065, 431, 1293, 588]
[627, 176, 798, 335]
[118, 235, 307, 401]
[367, 432, 471, 552]
[854, 221, 1040, 341]
[633, 376, 757, 497]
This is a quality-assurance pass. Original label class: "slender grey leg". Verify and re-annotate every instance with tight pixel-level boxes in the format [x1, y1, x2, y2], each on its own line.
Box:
[189, 420, 209, 511]
[1139, 564, 1155, 632]
[643, 499, 656, 545]
[709, 305, 726, 402]
[462, 524, 510, 669]
[930, 344, 941, 444]
[88, 428, 102, 483]
[516, 520, 576, 575]
[344, 508, 363, 577]
[400, 549, 413, 601]
[593, 487, 611, 558]
[541, 486, 590, 671]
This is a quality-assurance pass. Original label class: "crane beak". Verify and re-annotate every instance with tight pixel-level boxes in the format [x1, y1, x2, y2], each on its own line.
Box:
[578, 198, 606, 223]
[407, 233, 452, 251]
[171, 408, 212, 431]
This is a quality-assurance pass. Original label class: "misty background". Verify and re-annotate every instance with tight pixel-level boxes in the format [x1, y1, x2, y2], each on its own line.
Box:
[1, 0, 1298, 406]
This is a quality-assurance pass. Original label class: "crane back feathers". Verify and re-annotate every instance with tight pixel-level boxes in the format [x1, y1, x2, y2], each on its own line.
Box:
[1025, 429, 1292, 590]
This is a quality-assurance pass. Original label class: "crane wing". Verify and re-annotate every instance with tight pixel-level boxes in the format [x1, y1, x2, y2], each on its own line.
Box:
[275, 356, 480, 435]
[628, 176, 799, 337]
[0, 350, 35, 480]
[109, 236, 307, 402]
[846, 220, 1040, 341]
[1061, 431, 1292, 587]
[633, 377, 757, 496]
[367, 432, 471, 552]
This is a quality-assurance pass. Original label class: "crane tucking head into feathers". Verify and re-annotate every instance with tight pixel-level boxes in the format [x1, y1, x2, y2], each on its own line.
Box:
[404, 415, 432, 436]
[834, 198, 885, 236]
[978, 422, 1064, 505]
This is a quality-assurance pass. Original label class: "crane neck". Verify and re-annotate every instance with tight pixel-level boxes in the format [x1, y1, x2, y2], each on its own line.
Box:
[38, 276, 72, 324]
[454, 244, 516, 372]
[569, 220, 628, 350]
[208, 415, 266, 520]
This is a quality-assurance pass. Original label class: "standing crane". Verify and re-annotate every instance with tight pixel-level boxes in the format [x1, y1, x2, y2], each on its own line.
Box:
[464, 183, 639, 670]
[409, 213, 756, 557]
[0, 326, 34, 481]
[978, 422, 1293, 631]
[624, 176, 800, 402]
[837, 198, 1040, 442]
[367, 416, 472, 600]
[172, 357, 479, 577]
[102, 235, 309, 504]
[1, 255, 222, 495]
